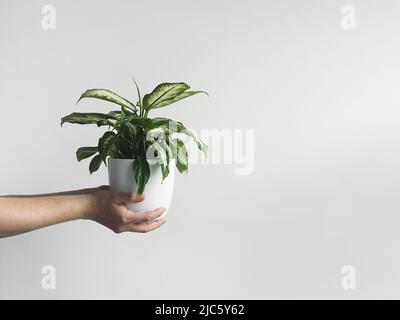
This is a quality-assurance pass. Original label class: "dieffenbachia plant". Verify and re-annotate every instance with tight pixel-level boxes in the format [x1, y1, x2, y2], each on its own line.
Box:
[61, 79, 208, 194]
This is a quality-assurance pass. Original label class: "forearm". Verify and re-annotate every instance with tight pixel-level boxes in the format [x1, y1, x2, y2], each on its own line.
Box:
[0, 191, 97, 238]
[0, 186, 167, 237]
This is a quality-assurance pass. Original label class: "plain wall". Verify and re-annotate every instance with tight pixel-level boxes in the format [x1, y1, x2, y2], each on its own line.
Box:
[1, 0, 400, 299]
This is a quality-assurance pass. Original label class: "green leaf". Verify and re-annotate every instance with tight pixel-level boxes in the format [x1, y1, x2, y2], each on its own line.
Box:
[151, 141, 168, 166]
[147, 127, 165, 140]
[161, 164, 169, 182]
[132, 157, 150, 194]
[151, 118, 208, 158]
[179, 126, 208, 158]
[76, 147, 98, 162]
[150, 90, 208, 109]
[78, 89, 137, 111]
[118, 123, 137, 157]
[122, 122, 137, 141]
[168, 138, 178, 159]
[175, 139, 188, 174]
[151, 117, 173, 127]
[107, 110, 122, 118]
[61, 112, 115, 127]
[108, 143, 121, 158]
[98, 131, 116, 164]
[156, 140, 172, 182]
[143, 83, 190, 110]
[163, 140, 174, 161]
[115, 136, 133, 159]
[129, 116, 153, 129]
[89, 155, 102, 174]
[132, 76, 142, 109]
[150, 118, 178, 137]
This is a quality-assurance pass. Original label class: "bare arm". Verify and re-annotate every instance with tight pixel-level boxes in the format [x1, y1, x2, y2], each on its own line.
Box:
[0, 186, 166, 238]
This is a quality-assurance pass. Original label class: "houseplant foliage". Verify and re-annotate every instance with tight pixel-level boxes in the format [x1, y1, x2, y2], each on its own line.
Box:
[61, 79, 208, 194]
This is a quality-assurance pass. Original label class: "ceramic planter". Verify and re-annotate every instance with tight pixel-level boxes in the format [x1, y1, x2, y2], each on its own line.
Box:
[108, 158, 175, 217]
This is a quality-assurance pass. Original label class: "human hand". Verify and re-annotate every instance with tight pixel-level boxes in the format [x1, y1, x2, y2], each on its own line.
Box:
[85, 186, 167, 234]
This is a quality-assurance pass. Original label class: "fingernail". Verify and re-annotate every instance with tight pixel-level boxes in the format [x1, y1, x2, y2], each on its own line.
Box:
[136, 194, 144, 201]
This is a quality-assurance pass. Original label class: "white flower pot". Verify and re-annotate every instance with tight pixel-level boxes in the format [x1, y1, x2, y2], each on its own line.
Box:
[108, 158, 175, 217]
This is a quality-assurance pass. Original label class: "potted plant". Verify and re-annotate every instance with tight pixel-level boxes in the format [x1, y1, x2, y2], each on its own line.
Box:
[61, 79, 208, 215]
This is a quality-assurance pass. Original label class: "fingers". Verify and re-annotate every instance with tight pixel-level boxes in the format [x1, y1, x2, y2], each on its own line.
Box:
[121, 218, 167, 233]
[122, 207, 166, 224]
[112, 208, 167, 234]
[112, 192, 145, 204]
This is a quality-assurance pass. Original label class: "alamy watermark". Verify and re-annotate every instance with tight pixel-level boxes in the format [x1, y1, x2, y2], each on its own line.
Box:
[41, 5, 56, 30]
[146, 126, 255, 176]
[341, 5, 356, 30]
[41, 265, 56, 290]
[341, 265, 356, 290]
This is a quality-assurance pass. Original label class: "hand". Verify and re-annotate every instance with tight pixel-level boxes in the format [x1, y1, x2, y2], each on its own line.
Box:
[86, 186, 167, 234]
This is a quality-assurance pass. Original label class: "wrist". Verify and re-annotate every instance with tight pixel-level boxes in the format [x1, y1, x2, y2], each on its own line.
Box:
[79, 187, 104, 220]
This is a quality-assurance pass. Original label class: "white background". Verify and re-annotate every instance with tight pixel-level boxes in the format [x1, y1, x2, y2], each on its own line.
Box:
[1, 0, 400, 299]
